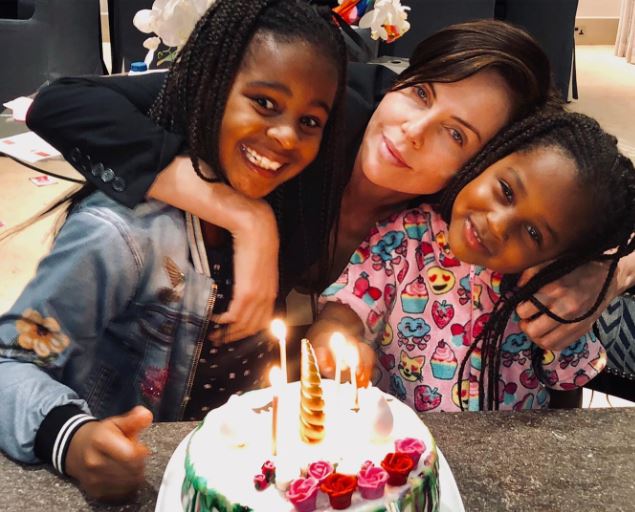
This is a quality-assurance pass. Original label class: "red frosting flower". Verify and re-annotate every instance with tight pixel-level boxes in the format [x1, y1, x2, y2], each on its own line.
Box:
[253, 473, 268, 491]
[286, 477, 320, 512]
[261, 460, 276, 483]
[307, 460, 334, 483]
[395, 437, 426, 466]
[357, 461, 389, 500]
[380, 452, 415, 486]
[320, 472, 357, 509]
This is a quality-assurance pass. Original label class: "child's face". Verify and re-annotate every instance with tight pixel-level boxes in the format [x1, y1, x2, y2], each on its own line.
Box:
[218, 35, 338, 199]
[448, 147, 593, 274]
[357, 69, 513, 196]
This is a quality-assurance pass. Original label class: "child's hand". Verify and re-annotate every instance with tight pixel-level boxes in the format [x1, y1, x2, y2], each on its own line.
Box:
[209, 199, 279, 344]
[315, 338, 375, 388]
[65, 406, 153, 503]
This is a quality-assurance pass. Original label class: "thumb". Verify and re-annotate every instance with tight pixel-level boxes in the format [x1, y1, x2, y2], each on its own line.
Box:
[110, 406, 153, 440]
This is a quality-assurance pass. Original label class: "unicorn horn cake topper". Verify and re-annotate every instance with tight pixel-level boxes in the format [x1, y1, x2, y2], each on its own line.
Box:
[299, 339, 326, 444]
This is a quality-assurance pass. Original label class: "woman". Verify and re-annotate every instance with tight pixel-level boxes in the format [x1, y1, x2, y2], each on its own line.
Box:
[28, 20, 629, 349]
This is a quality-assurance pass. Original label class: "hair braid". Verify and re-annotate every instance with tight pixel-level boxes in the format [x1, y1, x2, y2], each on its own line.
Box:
[445, 111, 635, 410]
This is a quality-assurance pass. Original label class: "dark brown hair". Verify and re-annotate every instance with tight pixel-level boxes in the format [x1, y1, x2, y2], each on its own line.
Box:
[394, 19, 562, 123]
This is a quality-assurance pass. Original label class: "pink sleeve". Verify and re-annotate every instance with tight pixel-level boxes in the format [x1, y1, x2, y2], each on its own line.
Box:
[538, 332, 607, 390]
[320, 218, 408, 343]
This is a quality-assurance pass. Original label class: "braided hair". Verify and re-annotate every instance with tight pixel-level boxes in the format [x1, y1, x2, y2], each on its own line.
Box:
[151, 0, 349, 294]
[437, 111, 635, 410]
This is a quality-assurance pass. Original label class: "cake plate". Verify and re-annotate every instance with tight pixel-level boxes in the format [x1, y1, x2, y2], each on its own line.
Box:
[155, 431, 465, 512]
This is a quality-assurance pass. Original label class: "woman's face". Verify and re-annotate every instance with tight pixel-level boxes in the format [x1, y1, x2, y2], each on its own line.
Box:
[358, 70, 514, 195]
[219, 35, 338, 199]
[448, 147, 592, 274]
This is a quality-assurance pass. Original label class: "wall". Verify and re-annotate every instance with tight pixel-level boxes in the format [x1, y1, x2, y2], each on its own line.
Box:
[576, 0, 621, 45]
[577, 0, 621, 18]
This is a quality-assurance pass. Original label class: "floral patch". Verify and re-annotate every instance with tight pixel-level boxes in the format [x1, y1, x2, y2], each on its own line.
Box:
[140, 366, 169, 402]
[15, 309, 69, 358]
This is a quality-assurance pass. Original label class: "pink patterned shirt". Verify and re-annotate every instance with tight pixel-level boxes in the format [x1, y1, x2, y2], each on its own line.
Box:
[321, 204, 606, 412]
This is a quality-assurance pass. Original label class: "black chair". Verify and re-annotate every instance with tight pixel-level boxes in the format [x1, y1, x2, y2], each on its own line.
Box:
[495, 0, 579, 101]
[0, 0, 105, 105]
[378, 0, 496, 58]
[588, 296, 635, 402]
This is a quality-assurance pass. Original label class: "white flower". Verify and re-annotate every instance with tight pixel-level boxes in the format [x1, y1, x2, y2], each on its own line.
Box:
[134, 0, 216, 50]
[359, 0, 411, 42]
[142, 36, 162, 66]
[143, 36, 161, 51]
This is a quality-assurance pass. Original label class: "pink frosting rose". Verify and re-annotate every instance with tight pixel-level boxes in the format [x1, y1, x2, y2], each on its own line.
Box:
[286, 477, 320, 512]
[307, 460, 334, 482]
[395, 437, 426, 466]
[357, 461, 389, 500]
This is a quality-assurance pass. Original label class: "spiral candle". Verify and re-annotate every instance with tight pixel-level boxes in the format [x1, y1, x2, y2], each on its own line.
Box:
[299, 339, 325, 444]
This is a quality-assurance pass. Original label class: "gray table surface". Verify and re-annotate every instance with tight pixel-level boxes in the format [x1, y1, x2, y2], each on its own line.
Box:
[0, 407, 633, 512]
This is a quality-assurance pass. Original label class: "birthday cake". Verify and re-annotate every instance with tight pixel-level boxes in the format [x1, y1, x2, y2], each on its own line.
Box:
[180, 340, 440, 512]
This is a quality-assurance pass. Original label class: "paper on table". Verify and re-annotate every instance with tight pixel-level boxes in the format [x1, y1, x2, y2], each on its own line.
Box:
[0, 131, 61, 163]
[3, 97, 33, 122]
[30, 175, 58, 187]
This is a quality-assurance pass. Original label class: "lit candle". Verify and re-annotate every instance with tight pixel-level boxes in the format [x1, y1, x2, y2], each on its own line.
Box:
[348, 343, 359, 411]
[269, 366, 282, 456]
[271, 319, 288, 384]
[329, 332, 346, 386]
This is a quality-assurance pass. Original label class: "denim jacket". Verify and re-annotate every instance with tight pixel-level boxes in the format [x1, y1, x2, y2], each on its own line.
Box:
[0, 193, 219, 463]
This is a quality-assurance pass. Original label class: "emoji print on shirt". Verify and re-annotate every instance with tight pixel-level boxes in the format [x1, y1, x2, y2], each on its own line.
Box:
[427, 266, 456, 294]
[398, 350, 425, 382]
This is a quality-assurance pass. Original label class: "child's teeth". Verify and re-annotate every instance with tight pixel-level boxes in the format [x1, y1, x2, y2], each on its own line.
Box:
[244, 146, 282, 171]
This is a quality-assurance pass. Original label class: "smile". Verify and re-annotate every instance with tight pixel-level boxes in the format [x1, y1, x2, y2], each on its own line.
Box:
[241, 144, 284, 172]
[464, 217, 490, 255]
[381, 135, 411, 168]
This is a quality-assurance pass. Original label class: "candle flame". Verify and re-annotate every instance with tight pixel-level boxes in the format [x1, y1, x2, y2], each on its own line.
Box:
[271, 318, 287, 340]
[329, 331, 346, 353]
[269, 366, 282, 387]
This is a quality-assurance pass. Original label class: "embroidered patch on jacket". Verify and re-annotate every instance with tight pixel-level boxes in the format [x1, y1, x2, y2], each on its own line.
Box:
[140, 366, 169, 403]
[15, 308, 70, 358]
[158, 256, 185, 304]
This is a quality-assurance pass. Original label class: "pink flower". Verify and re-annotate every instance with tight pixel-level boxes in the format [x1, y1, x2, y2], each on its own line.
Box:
[253, 473, 268, 491]
[357, 462, 389, 500]
[286, 477, 320, 512]
[395, 437, 426, 466]
[307, 460, 334, 482]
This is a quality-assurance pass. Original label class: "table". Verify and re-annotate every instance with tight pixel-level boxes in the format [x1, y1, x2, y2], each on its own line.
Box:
[0, 408, 632, 511]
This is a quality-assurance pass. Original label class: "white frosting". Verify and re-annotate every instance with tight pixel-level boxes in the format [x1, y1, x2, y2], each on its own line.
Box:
[186, 380, 436, 511]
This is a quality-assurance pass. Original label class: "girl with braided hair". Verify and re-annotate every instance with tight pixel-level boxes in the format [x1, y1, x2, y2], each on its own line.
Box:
[0, 0, 347, 502]
[311, 110, 635, 413]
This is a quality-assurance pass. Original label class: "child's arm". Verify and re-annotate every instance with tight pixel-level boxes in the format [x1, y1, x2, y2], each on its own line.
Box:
[311, 211, 416, 385]
[27, 75, 280, 342]
[149, 156, 279, 343]
[0, 206, 140, 473]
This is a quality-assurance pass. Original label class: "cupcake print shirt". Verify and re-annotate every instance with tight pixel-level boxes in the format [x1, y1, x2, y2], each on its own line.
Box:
[321, 204, 606, 412]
